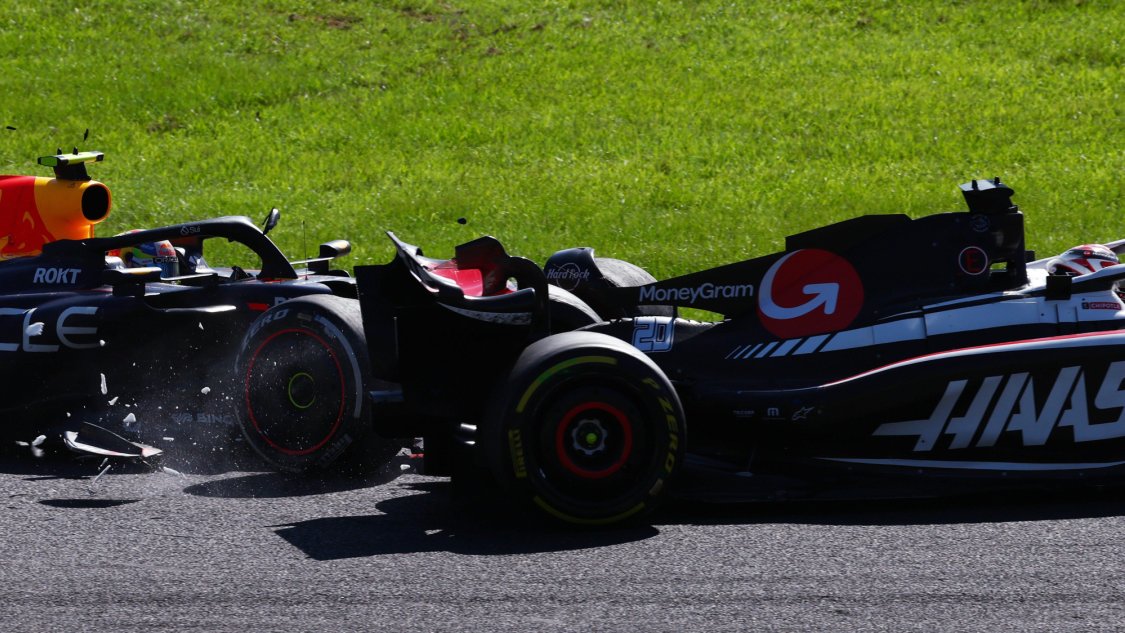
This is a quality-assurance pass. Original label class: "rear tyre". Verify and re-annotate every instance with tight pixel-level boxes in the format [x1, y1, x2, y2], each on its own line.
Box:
[594, 258, 676, 319]
[236, 295, 397, 473]
[547, 285, 601, 332]
[482, 332, 685, 525]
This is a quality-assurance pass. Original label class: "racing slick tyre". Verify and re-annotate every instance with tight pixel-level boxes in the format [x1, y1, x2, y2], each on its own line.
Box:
[482, 331, 685, 525]
[547, 285, 601, 332]
[593, 258, 675, 319]
[236, 295, 397, 474]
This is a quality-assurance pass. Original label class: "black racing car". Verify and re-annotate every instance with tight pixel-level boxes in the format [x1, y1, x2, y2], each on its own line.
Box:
[0, 151, 381, 464]
[238, 175, 1125, 524]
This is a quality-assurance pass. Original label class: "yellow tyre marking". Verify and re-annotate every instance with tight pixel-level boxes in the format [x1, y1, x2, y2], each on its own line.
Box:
[515, 355, 616, 413]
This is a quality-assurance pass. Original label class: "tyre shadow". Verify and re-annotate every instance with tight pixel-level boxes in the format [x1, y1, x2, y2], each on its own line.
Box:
[274, 482, 1125, 559]
[181, 465, 408, 499]
[271, 482, 660, 559]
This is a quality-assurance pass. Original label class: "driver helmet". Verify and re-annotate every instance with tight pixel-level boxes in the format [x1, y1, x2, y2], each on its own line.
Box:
[107, 230, 180, 278]
[1046, 244, 1119, 276]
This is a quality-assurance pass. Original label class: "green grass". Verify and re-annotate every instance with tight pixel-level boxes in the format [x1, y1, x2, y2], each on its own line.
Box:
[0, 0, 1119, 276]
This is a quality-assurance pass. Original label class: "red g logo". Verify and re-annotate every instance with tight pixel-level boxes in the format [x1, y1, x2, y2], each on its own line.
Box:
[757, 249, 864, 338]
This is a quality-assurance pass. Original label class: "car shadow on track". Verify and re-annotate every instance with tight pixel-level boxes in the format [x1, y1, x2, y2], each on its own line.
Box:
[269, 485, 1125, 560]
[271, 483, 660, 559]
[180, 451, 427, 498]
[260, 478, 1125, 559]
[182, 466, 410, 499]
[39, 498, 141, 509]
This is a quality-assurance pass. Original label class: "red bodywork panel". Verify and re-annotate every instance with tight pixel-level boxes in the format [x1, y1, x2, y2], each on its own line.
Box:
[428, 259, 517, 298]
[0, 174, 112, 259]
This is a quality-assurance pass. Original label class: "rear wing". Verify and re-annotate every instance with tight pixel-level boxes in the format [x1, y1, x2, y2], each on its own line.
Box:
[382, 232, 547, 324]
[604, 179, 1028, 337]
[355, 233, 551, 422]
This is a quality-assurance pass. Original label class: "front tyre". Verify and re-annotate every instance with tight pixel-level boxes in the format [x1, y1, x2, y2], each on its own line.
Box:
[237, 295, 393, 473]
[483, 332, 685, 525]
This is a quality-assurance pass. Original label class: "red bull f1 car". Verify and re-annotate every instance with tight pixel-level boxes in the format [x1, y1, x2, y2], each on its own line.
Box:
[0, 151, 380, 463]
[234, 175, 1125, 524]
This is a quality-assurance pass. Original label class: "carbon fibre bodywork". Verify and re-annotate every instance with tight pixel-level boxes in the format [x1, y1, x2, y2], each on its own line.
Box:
[0, 215, 357, 443]
[356, 178, 1125, 502]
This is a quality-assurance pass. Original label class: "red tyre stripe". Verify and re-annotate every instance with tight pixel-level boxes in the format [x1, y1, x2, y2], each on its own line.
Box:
[244, 327, 346, 456]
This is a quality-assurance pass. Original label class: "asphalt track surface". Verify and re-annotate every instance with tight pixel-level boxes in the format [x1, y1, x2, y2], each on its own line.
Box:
[3, 438, 1125, 633]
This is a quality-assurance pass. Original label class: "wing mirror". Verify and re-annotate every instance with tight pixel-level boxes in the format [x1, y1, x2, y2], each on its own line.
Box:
[309, 240, 351, 274]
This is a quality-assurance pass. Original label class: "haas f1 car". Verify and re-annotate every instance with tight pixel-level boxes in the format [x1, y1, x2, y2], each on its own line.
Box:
[235, 175, 1125, 524]
[0, 151, 393, 464]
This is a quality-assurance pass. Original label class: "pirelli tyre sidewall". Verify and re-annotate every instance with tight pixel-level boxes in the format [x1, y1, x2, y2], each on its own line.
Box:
[237, 294, 374, 473]
[485, 331, 685, 525]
